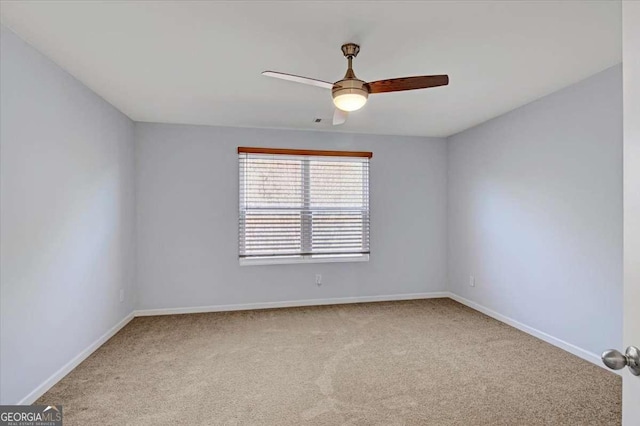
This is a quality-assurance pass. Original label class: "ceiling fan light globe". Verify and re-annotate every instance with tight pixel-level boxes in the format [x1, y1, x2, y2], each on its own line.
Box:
[332, 78, 369, 112]
[333, 93, 368, 112]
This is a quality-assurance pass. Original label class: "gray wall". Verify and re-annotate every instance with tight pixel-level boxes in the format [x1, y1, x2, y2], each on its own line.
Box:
[0, 26, 136, 404]
[135, 123, 448, 310]
[447, 65, 623, 355]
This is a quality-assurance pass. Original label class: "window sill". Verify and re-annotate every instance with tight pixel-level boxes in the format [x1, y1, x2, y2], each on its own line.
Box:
[239, 254, 369, 266]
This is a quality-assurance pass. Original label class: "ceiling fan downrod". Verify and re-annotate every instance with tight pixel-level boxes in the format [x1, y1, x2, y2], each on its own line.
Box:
[341, 43, 360, 79]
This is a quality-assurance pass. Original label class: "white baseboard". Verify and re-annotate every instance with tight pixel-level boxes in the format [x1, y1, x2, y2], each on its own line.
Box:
[134, 292, 450, 317]
[17, 312, 135, 405]
[446, 292, 615, 373]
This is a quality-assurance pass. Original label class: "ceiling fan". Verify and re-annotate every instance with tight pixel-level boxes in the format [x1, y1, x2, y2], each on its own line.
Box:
[262, 43, 449, 126]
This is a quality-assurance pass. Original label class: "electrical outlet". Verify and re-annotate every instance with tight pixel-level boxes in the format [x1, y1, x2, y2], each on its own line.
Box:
[469, 276, 475, 287]
[119, 288, 125, 302]
[315, 274, 322, 286]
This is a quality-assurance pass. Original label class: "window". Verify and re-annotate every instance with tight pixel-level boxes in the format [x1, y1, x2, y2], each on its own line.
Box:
[238, 147, 371, 265]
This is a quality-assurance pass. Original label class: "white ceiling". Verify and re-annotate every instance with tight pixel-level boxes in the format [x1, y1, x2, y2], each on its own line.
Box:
[0, 1, 621, 137]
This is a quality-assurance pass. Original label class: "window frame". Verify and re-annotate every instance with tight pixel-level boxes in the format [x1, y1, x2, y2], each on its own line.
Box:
[238, 147, 371, 266]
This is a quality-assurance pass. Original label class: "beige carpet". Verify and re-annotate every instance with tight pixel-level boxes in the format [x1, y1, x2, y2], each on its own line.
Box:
[37, 299, 621, 425]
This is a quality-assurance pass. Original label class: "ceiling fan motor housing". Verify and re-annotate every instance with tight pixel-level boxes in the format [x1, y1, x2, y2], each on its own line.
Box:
[332, 79, 369, 103]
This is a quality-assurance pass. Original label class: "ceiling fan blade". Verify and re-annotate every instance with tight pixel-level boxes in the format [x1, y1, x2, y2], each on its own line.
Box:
[333, 108, 348, 126]
[262, 71, 333, 90]
[366, 75, 449, 94]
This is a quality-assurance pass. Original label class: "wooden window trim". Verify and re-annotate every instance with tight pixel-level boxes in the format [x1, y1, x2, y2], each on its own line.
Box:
[238, 147, 372, 158]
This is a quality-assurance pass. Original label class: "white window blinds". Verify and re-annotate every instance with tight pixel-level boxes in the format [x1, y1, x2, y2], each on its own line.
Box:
[238, 147, 371, 262]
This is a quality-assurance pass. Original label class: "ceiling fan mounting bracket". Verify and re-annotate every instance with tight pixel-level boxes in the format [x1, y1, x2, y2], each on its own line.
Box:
[341, 43, 360, 58]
